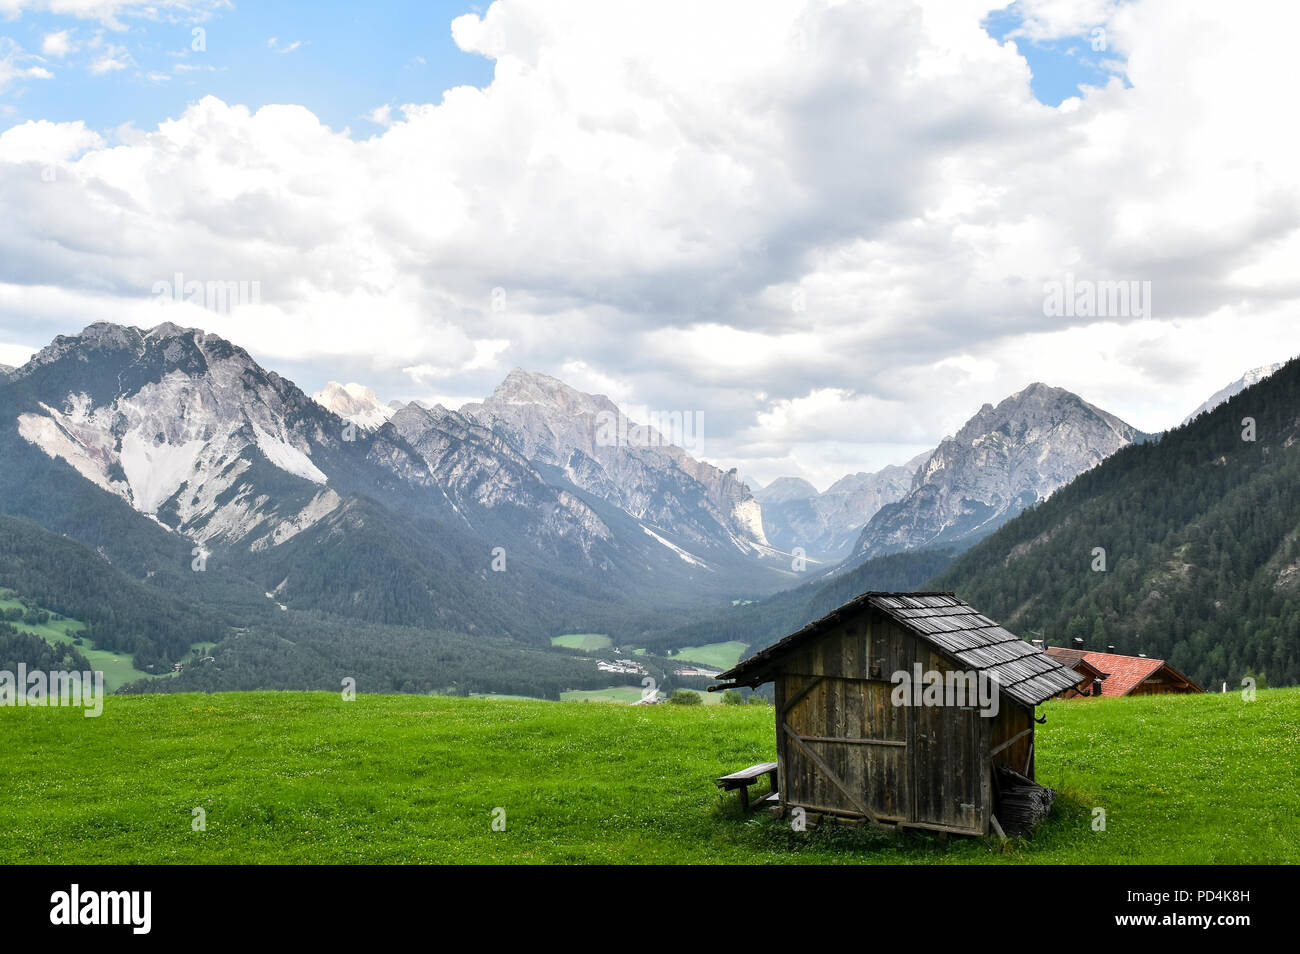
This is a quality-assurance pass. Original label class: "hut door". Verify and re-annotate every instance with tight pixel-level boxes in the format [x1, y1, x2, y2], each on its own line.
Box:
[779, 675, 910, 823]
[909, 703, 981, 832]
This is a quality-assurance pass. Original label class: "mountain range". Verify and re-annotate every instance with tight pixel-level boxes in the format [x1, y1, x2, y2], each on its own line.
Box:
[750, 458, 925, 562]
[671, 356, 1300, 690]
[1, 322, 795, 617]
[461, 369, 775, 562]
[0, 322, 814, 698]
[1, 320, 1291, 694]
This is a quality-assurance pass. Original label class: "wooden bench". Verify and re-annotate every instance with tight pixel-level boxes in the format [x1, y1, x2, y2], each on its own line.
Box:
[716, 761, 779, 812]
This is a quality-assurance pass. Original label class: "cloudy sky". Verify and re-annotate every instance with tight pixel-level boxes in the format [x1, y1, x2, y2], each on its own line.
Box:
[1, 0, 1298, 490]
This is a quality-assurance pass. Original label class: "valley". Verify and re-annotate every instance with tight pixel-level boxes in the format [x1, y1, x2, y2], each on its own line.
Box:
[0, 322, 1296, 702]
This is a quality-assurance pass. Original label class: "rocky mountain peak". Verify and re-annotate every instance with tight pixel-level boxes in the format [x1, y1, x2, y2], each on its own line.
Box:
[10, 321, 339, 549]
[464, 368, 771, 556]
[18, 321, 265, 387]
[752, 476, 819, 504]
[313, 381, 395, 430]
[488, 368, 614, 417]
[849, 384, 1146, 563]
[944, 381, 1137, 458]
[21, 322, 142, 373]
[1014, 381, 1055, 398]
[144, 321, 200, 340]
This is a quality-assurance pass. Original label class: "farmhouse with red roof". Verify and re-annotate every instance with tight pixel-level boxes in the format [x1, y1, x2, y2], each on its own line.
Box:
[1045, 643, 1202, 697]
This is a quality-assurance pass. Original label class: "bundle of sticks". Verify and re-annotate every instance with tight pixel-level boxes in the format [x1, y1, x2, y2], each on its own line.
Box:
[995, 766, 1055, 836]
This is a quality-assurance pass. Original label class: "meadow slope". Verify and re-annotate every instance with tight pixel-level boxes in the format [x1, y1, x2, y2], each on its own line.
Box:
[1, 689, 1295, 864]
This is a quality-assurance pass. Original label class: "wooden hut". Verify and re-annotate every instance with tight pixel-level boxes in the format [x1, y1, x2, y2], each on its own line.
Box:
[711, 592, 1081, 836]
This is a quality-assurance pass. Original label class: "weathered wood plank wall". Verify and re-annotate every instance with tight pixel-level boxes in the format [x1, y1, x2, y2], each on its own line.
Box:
[772, 610, 1006, 833]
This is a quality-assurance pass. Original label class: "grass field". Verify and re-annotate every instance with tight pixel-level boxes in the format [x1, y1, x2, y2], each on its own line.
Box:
[550, 633, 613, 651]
[674, 689, 724, 705]
[560, 686, 659, 703]
[673, 640, 747, 670]
[1, 688, 1296, 863]
[0, 594, 86, 643]
[561, 686, 725, 705]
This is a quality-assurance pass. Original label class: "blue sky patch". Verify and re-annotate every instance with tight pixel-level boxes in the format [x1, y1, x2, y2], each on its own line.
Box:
[983, 6, 1129, 106]
[0, 1, 493, 136]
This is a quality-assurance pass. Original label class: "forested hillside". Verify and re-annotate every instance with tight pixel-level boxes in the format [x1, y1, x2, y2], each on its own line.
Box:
[0, 624, 92, 674]
[125, 611, 647, 700]
[0, 516, 226, 671]
[934, 356, 1300, 689]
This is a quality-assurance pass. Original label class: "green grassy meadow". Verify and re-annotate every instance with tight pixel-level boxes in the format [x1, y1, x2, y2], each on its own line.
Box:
[1, 688, 1296, 864]
[0, 594, 86, 642]
[550, 633, 613, 651]
[672, 640, 748, 670]
[560, 686, 660, 703]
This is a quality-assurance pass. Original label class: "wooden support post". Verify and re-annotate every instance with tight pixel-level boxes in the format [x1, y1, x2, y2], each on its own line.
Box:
[989, 727, 1033, 758]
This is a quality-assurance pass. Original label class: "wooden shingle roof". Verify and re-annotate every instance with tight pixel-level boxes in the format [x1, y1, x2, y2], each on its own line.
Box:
[715, 591, 1082, 707]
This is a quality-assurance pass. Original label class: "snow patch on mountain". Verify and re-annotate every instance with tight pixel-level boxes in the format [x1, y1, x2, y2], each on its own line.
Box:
[641, 525, 710, 568]
[251, 422, 327, 485]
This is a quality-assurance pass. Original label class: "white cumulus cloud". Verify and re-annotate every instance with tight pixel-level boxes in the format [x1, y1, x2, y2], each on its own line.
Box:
[0, 0, 1298, 487]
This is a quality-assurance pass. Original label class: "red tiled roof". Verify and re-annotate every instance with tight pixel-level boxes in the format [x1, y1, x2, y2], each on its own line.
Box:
[1078, 651, 1167, 696]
